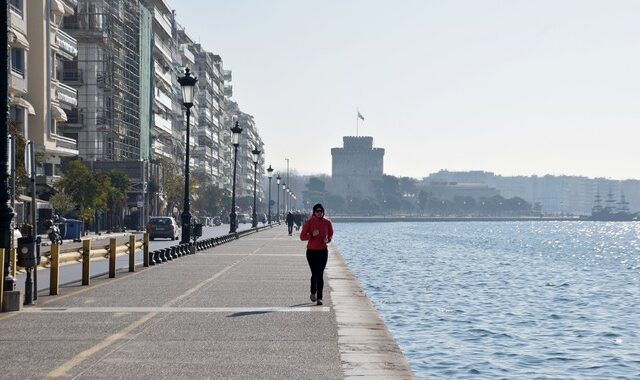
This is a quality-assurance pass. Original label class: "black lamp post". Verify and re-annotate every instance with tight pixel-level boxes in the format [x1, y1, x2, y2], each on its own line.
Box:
[251, 147, 261, 228]
[267, 165, 273, 223]
[229, 121, 242, 233]
[178, 68, 197, 244]
[1, 0, 17, 293]
[276, 174, 281, 222]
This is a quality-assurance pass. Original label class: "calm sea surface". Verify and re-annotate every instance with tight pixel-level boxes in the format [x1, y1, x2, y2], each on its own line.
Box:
[333, 222, 640, 379]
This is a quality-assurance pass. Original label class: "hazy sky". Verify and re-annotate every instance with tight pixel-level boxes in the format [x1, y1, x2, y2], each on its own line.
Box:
[173, 0, 640, 180]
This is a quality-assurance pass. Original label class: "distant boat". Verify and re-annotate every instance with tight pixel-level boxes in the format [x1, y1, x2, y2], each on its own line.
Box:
[581, 190, 638, 221]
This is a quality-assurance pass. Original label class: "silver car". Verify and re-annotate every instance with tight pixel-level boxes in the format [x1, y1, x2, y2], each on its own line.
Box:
[147, 216, 180, 240]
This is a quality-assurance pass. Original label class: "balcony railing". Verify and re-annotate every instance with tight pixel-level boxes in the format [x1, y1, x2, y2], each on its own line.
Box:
[154, 113, 172, 135]
[180, 45, 195, 64]
[54, 81, 78, 107]
[154, 88, 173, 110]
[154, 37, 173, 64]
[60, 69, 82, 83]
[153, 8, 172, 38]
[55, 29, 78, 59]
[154, 62, 172, 86]
[53, 134, 78, 151]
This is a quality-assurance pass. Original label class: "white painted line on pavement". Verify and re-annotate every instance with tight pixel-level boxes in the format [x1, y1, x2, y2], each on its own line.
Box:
[24, 306, 329, 313]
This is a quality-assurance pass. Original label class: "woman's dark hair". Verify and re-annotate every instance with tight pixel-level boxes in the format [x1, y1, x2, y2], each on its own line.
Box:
[312, 203, 324, 212]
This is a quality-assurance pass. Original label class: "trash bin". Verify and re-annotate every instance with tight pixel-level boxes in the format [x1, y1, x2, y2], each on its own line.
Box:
[64, 219, 83, 241]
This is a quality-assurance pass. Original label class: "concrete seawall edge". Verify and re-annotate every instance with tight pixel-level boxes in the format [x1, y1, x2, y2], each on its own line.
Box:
[328, 245, 416, 379]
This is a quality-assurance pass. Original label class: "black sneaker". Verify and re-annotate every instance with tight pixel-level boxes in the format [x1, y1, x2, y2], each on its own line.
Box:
[317, 299, 323, 306]
[310, 293, 316, 302]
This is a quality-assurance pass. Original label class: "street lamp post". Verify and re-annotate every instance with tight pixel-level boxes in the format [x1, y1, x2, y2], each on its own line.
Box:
[229, 121, 242, 233]
[251, 147, 261, 228]
[267, 165, 274, 223]
[178, 68, 197, 244]
[276, 174, 281, 222]
[1, 0, 17, 293]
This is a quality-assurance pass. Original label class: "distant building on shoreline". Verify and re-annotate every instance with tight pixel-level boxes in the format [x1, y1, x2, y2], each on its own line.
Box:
[424, 170, 640, 215]
[331, 136, 384, 197]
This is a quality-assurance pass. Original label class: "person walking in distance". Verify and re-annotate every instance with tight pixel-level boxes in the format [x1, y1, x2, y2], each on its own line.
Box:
[300, 203, 333, 305]
[286, 211, 294, 236]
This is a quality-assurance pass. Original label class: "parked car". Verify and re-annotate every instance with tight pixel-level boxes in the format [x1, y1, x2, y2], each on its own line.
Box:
[238, 213, 251, 224]
[147, 216, 180, 240]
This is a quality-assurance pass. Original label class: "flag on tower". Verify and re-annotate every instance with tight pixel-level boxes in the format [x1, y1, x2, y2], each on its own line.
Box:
[357, 110, 365, 121]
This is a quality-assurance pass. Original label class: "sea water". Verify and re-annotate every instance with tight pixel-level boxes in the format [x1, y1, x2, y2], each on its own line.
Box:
[333, 221, 640, 379]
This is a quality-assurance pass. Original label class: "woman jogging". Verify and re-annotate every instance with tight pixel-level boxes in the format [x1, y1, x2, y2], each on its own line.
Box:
[300, 203, 333, 305]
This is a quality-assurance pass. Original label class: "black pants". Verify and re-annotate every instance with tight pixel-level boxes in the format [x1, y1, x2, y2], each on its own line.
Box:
[287, 223, 294, 234]
[306, 248, 328, 300]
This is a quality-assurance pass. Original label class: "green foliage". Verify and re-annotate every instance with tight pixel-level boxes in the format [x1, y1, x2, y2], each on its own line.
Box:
[49, 192, 74, 215]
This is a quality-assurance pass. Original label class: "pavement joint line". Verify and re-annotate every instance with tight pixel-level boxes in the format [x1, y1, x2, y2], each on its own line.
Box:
[46, 240, 262, 378]
[48, 233, 273, 378]
[23, 306, 330, 313]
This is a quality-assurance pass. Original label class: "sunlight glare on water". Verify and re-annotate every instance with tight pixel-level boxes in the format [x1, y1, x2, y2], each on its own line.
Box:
[334, 221, 640, 379]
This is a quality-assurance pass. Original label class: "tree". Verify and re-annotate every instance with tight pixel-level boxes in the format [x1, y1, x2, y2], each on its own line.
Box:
[55, 160, 108, 228]
[49, 192, 74, 216]
[105, 169, 131, 229]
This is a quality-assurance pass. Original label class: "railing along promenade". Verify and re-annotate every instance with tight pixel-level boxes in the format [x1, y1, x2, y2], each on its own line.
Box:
[0, 223, 280, 309]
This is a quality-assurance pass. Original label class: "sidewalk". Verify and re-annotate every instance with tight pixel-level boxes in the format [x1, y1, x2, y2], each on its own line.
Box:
[0, 226, 413, 379]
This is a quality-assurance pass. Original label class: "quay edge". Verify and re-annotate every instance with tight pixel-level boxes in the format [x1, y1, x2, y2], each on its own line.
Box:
[328, 245, 416, 379]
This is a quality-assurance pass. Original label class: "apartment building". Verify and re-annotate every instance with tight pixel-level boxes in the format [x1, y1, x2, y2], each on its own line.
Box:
[6, 0, 80, 210]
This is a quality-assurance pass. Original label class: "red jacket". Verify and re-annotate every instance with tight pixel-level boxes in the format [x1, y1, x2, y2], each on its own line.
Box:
[300, 215, 334, 250]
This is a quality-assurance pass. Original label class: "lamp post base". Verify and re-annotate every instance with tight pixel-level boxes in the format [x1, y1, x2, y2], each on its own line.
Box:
[229, 212, 237, 233]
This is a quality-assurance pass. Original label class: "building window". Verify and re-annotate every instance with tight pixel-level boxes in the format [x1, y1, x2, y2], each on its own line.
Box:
[10, 47, 25, 77]
[9, 0, 23, 17]
[9, 106, 24, 134]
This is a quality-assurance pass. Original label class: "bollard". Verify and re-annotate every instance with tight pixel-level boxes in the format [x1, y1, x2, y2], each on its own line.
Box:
[159, 249, 166, 262]
[109, 238, 117, 278]
[181, 244, 187, 255]
[153, 250, 160, 264]
[82, 240, 91, 286]
[10, 248, 16, 277]
[128, 235, 136, 272]
[170, 246, 177, 259]
[163, 248, 171, 261]
[143, 233, 149, 267]
[50, 244, 60, 295]
[189, 243, 196, 255]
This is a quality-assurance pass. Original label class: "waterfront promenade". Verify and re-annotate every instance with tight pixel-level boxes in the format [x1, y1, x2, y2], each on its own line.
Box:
[0, 226, 413, 379]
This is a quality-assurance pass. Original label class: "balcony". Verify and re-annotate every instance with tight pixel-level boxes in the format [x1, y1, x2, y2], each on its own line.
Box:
[180, 45, 195, 65]
[154, 113, 172, 136]
[153, 8, 172, 38]
[96, 71, 111, 87]
[154, 88, 173, 110]
[53, 134, 78, 151]
[224, 85, 233, 97]
[223, 70, 232, 82]
[154, 62, 172, 86]
[152, 140, 173, 159]
[55, 29, 78, 60]
[64, 108, 83, 125]
[154, 36, 172, 63]
[54, 81, 78, 107]
[60, 69, 83, 84]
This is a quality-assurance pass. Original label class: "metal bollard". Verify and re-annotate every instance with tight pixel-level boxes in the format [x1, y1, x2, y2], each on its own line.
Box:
[109, 238, 117, 278]
[171, 246, 178, 259]
[182, 244, 189, 255]
[143, 233, 149, 267]
[50, 244, 60, 295]
[129, 235, 136, 272]
[153, 250, 161, 264]
[82, 240, 91, 286]
[10, 248, 16, 277]
[164, 248, 172, 261]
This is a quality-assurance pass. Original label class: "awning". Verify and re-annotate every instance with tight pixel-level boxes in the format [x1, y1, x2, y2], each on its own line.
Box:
[18, 195, 50, 207]
[10, 96, 35, 115]
[9, 28, 29, 50]
[51, 104, 68, 122]
[51, 0, 65, 16]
